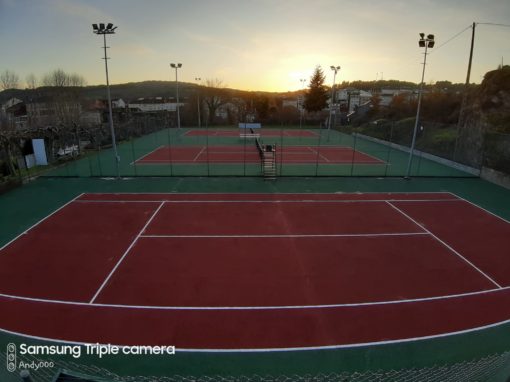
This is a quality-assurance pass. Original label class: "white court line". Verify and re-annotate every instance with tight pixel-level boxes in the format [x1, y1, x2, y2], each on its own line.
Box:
[307, 146, 330, 162]
[350, 149, 386, 164]
[192, 146, 206, 162]
[0, 284, 506, 311]
[74, 198, 463, 204]
[141, 232, 428, 239]
[0, 193, 84, 252]
[386, 201, 502, 289]
[2, 316, 510, 352]
[88, 201, 166, 304]
[80, 191, 458, 196]
[130, 145, 164, 165]
[447, 191, 510, 224]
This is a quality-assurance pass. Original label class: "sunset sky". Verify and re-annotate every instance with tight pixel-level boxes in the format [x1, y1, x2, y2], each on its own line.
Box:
[1, 0, 509, 92]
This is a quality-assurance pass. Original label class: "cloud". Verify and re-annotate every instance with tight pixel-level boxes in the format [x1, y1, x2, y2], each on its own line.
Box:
[49, 0, 112, 23]
[115, 43, 156, 57]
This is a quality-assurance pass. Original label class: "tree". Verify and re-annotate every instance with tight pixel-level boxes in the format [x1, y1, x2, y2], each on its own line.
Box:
[26, 73, 38, 89]
[304, 66, 329, 112]
[0, 69, 19, 90]
[43, 69, 69, 87]
[68, 73, 86, 87]
[202, 79, 228, 125]
[369, 93, 381, 116]
[42, 69, 86, 87]
[254, 95, 269, 121]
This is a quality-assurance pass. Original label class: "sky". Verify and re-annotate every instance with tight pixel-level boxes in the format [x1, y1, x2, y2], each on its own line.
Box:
[1, 0, 509, 92]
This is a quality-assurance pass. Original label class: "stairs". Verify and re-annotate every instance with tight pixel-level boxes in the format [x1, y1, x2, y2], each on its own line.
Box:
[262, 151, 277, 179]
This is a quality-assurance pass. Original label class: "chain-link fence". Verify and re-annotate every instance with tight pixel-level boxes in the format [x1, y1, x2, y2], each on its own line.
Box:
[2, 350, 510, 382]
[2, 120, 508, 179]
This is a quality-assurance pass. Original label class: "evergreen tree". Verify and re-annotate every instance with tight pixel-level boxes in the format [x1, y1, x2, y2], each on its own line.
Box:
[304, 66, 329, 112]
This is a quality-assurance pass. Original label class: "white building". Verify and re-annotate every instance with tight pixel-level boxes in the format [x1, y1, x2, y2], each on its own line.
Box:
[378, 89, 415, 107]
[335, 89, 373, 113]
[128, 97, 183, 113]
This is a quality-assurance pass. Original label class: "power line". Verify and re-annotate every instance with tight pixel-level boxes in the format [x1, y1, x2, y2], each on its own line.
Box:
[385, 24, 473, 79]
[477, 22, 510, 28]
[429, 24, 473, 54]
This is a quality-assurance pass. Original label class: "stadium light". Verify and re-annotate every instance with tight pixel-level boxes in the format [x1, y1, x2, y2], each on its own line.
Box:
[170, 63, 182, 129]
[327, 66, 341, 140]
[92, 22, 120, 178]
[405, 32, 435, 179]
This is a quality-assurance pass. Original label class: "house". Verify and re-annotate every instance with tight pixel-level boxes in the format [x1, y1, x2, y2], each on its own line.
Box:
[79, 98, 128, 126]
[112, 98, 126, 109]
[347, 101, 373, 122]
[282, 98, 299, 109]
[25, 96, 82, 127]
[378, 88, 415, 107]
[335, 89, 373, 113]
[1, 98, 27, 129]
[128, 97, 183, 113]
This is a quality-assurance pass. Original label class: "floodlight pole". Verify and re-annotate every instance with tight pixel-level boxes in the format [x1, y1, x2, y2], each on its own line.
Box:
[93, 23, 120, 179]
[299, 78, 306, 129]
[327, 66, 340, 140]
[195, 77, 201, 128]
[170, 63, 182, 129]
[405, 33, 434, 179]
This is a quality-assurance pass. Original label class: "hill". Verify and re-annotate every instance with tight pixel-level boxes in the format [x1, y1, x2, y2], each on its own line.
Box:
[0, 81, 289, 105]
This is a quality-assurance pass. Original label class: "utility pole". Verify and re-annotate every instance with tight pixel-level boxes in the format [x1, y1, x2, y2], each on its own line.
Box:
[454, 22, 477, 161]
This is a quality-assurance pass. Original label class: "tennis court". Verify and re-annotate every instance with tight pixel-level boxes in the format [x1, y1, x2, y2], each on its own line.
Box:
[1, 191, 509, 351]
[134, 145, 384, 165]
[40, 127, 476, 177]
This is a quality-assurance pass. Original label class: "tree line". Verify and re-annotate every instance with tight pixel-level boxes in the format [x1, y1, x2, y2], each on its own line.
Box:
[0, 69, 86, 90]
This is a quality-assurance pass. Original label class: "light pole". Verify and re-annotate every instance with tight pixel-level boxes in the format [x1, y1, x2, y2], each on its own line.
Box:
[92, 23, 120, 178]
[195, 77, 201, 128]
[327, 65, 340, 140]
[405, 33, 435, 179]
[170, 63, 182, 129]
[299, 78, 306, 129]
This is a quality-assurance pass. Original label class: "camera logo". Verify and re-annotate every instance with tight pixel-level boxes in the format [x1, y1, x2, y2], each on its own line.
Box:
[6, 343, 16, 372]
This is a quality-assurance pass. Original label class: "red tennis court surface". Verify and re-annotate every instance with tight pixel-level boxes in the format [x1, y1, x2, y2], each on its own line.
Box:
[1, 192, 510, 350]
[134, 145, 383, 165]
[185, 129, 318, 137]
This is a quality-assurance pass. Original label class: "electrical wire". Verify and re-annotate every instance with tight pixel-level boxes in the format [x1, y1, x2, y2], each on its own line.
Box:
[429, 24, 473, 55]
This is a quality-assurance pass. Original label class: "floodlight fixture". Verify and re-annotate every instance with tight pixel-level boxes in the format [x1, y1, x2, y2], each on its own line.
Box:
[92, 22, 117, 35]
